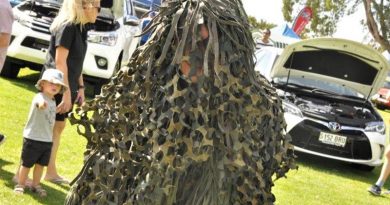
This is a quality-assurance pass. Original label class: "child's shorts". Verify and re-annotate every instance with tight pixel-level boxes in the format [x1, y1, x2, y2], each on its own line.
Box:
[21, 138, 52, 168]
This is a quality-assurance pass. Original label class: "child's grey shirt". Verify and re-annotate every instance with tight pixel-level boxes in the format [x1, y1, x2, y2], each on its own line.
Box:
[23, 92, 56, 142]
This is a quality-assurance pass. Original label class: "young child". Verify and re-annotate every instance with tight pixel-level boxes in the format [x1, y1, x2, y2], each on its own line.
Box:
[14, 69, 68, 197]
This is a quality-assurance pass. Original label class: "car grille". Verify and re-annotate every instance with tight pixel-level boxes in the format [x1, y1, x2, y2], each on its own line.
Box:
[290, 120, 372, 160]
[21, 37, 50, 51]
[31, 18, 51, 35]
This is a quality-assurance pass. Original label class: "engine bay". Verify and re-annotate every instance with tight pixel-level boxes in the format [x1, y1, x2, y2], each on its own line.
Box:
[278, 85, 380, 127]
[16, 1, 118, 32]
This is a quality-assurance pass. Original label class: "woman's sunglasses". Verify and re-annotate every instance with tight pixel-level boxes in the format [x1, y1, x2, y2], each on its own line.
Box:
[83, 6, 101, 12]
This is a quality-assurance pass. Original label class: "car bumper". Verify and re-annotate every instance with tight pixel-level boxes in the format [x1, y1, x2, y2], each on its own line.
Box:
[8, 21, 122, 80]
[7, 21, 49, 65]
[82, 43, 122, 80]
[285, 113, 386, 167]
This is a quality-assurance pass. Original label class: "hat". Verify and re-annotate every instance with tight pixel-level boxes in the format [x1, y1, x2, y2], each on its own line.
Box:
[35, 69, 68, 94]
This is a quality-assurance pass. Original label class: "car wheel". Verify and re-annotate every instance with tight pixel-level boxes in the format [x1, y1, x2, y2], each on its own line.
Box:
[0, 59, 20, 78]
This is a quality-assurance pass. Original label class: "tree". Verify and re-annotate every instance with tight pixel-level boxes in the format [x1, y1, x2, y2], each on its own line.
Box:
[248, 15, 276, 31]
[282, 0, 390, 52]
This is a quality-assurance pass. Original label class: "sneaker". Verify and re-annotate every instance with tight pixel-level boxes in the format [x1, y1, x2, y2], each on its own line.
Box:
[0, 134, 5, 146]
[368, 185, 381, 196]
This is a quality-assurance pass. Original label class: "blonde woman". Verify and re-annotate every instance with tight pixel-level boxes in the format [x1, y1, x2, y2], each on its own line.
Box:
[13, 0, 101, 185]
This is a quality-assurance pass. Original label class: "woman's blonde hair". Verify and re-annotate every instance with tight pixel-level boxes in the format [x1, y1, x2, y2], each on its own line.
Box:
[50, 0, 91, 33]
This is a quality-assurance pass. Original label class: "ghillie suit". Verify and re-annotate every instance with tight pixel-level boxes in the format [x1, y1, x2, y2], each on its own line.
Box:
[66, 0, 296, 204]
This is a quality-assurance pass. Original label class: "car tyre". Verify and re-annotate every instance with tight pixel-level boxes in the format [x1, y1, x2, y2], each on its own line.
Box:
[0, 59, 20, 78]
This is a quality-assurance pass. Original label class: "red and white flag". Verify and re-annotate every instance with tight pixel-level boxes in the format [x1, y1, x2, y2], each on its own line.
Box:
[292, 6, 313, 35]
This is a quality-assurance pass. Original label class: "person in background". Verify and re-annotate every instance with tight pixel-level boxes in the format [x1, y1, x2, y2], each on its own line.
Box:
[14, 69, 68, 197]
[257, 28, 273, 47]
[368, 146, 390, 196]
[0, 0, 14, 146]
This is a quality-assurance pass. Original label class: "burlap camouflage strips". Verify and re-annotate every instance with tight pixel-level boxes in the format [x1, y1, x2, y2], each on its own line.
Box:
[65, 0, 296, 204]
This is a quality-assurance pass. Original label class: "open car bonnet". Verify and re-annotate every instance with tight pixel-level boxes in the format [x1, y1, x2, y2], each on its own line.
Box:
[271, 38, 390, 98]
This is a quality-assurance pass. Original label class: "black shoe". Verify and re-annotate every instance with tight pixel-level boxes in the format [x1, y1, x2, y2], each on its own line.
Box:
[0, 134, 5, 146]
[368, 185, 381, 196]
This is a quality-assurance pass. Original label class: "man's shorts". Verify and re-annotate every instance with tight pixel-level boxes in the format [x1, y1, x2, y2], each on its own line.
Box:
[21, 138, 53, 168]
[54, 92, 77, 121]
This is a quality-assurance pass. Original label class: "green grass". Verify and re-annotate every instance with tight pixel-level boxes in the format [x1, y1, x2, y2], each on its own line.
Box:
[1, 69, 390, 205]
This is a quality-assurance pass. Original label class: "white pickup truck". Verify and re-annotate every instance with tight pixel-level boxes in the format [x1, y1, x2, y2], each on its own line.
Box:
[2, 0, 140, 94]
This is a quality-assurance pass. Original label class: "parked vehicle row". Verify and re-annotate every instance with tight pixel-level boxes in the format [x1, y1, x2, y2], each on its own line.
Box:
[255, 38, 390, 171]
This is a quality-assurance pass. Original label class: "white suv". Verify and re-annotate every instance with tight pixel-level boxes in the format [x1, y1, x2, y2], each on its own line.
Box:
[2, 0, 140, 94]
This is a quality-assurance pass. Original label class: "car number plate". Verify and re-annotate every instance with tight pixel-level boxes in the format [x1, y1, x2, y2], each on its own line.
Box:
[319, 132, 347, 147]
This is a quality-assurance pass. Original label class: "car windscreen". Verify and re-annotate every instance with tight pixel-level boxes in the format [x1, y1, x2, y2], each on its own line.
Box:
[274, 76, 363, 98]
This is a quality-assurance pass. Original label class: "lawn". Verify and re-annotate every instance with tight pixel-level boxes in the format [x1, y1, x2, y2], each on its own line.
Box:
[0, 69, 389, 205]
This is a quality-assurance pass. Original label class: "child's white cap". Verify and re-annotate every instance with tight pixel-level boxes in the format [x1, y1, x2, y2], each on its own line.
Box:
[35, 69, 68, 94]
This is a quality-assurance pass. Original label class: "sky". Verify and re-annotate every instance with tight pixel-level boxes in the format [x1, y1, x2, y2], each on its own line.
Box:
[241, 0, 367, 42]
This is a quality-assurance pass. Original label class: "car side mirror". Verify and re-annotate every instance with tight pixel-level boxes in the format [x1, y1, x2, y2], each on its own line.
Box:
[124, 15, 139, 26]
[101, 0, 113, 8]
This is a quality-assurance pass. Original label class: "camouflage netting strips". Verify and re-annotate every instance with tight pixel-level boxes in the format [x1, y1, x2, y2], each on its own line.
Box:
[65, 0, 296, 204]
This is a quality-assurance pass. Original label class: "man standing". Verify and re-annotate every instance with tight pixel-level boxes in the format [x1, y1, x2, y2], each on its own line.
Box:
[0, 0, 14, 145]
[257, 28, 273, 48]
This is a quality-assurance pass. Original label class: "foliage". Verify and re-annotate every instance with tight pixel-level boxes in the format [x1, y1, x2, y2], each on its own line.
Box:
[248, 16, 276, 31]
[282, 0, 349, 37]
[282, 0, 390, 52]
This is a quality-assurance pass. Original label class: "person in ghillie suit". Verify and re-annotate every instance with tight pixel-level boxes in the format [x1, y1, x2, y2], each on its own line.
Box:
[65, 0, 296, 204]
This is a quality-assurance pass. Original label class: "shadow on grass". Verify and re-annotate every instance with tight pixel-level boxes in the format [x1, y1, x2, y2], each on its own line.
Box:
[3, 69, 41, 93]
[0, 158, 68, 205]
[295, 152, 381, 185]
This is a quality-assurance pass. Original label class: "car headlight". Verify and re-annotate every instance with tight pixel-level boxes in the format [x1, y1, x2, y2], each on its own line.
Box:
[365, 121, 385, 134]
[282, 101, 303, 117]
[87, 31, 118, 46]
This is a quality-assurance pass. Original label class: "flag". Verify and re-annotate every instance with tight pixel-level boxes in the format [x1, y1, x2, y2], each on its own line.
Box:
[292, 6, 313, 35]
